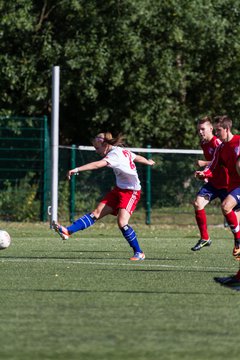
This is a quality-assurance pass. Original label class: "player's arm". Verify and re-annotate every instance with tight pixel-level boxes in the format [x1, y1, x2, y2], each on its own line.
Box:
[134, 154, 155, 166]
[67, 159, 108, 180]
[195, 144, 221, 180]
[196, 160, 210, 167]
[195, 164, 213, 180]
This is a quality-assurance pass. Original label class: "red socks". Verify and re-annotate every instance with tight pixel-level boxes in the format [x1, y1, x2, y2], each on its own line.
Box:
[195, 209, 209, 240]
[196, 209, 240, 241]
[225, 211, 240, 240]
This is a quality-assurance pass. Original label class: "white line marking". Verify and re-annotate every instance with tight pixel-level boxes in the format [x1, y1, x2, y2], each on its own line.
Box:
[0, 257, 237, 272]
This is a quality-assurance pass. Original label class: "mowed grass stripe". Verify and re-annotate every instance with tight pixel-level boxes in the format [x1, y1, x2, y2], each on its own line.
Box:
[0, 256, 237, 273]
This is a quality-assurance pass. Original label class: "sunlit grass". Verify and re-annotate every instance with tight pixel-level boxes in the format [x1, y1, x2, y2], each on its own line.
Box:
[0, 220, 239, 360]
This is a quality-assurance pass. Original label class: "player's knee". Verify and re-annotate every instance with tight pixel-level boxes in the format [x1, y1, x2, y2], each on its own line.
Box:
[193, 199, 198, 209]
[221, 201, 232, 215]
[193, 199, 203, 210]
[118, 221, 123, 229]
[118, 218, 126, 229]
[91, 210, 100, 220]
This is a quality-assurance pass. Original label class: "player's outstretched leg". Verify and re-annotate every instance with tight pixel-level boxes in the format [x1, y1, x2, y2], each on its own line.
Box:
[67, 213, 96, 233]
[52, 213, 96, 241]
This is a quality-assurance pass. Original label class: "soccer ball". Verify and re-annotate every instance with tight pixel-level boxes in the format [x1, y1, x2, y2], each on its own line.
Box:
[0, 230, 11, 250]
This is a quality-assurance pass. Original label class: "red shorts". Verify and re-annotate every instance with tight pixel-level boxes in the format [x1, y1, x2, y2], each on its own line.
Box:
[101, 186, 141, 215]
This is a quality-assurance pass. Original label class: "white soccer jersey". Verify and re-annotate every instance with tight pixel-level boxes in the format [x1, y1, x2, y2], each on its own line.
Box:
[104, 146, 141, 190]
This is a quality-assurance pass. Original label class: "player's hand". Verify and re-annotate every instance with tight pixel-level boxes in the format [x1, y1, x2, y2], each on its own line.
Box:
[194, 170, 206, 180]
[148, 159, 155, 166]
[67, 168, 79, 180]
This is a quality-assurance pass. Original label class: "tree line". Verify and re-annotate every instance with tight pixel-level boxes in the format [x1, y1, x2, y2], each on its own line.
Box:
[1, 0, 240, 148]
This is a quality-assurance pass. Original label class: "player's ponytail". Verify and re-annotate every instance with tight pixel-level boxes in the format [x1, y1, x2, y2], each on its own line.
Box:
[94, 132, 125, 147]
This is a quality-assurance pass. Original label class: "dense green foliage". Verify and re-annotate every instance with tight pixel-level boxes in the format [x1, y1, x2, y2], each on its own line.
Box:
[1, 0, 240, 147]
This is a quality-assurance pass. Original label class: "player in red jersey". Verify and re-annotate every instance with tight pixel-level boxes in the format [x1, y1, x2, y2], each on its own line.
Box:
[52, 132, 155, 261]
[195, 116, 240, 280]
[191, 116, 229, 251]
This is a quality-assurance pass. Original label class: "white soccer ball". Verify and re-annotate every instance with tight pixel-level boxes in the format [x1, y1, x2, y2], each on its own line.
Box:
[0, 230, 11, 250]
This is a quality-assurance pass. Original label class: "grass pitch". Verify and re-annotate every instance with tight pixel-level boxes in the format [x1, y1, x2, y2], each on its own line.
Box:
[0, 220, 240, 360]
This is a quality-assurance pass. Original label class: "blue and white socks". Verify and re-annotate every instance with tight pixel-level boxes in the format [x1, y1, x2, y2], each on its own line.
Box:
[67, 213, 96, 234]
[66, 216, 142, 254]
[121, 224, 142, 253]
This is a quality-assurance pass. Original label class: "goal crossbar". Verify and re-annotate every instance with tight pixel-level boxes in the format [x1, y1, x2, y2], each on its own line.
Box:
[59, 145, 203, 155]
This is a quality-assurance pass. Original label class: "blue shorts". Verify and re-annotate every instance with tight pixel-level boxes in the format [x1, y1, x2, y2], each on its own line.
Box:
[197, 183, 228, 203]
[229, 187, 240, 211]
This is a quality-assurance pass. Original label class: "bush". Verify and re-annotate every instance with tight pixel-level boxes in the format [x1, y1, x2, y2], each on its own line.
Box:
[0, 173, 40, 221]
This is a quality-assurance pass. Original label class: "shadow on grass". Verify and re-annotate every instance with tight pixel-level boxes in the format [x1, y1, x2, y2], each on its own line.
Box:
[214, 275, 240, 292]
[96, 268, 232, 274]
[0, 287, 235, 296]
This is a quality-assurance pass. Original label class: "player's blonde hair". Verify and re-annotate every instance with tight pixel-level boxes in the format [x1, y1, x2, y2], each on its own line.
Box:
[93, 132, 125, 146]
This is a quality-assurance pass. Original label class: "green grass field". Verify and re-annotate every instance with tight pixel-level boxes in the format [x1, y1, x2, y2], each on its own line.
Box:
[0, 219, 240, 360]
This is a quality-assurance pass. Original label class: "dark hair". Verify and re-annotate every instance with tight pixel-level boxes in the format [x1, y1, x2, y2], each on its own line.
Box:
[93, 132, 125, 147]
[213, 115, 232, 130]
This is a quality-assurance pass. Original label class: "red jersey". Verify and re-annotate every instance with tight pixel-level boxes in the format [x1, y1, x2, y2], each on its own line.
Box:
[201, 136, 228, 189]
[203, 134, 240, 192]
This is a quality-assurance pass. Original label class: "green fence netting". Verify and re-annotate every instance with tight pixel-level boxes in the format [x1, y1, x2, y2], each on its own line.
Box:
[0, 116, 50, 221]
[0, 119, 223, 224]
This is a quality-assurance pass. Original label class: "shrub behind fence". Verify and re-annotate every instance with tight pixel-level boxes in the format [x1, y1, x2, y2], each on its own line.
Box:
[0, 116, 50, 221]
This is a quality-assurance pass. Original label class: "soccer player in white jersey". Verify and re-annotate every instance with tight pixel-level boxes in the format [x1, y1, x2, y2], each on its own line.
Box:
[52, 132, 155, 261]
